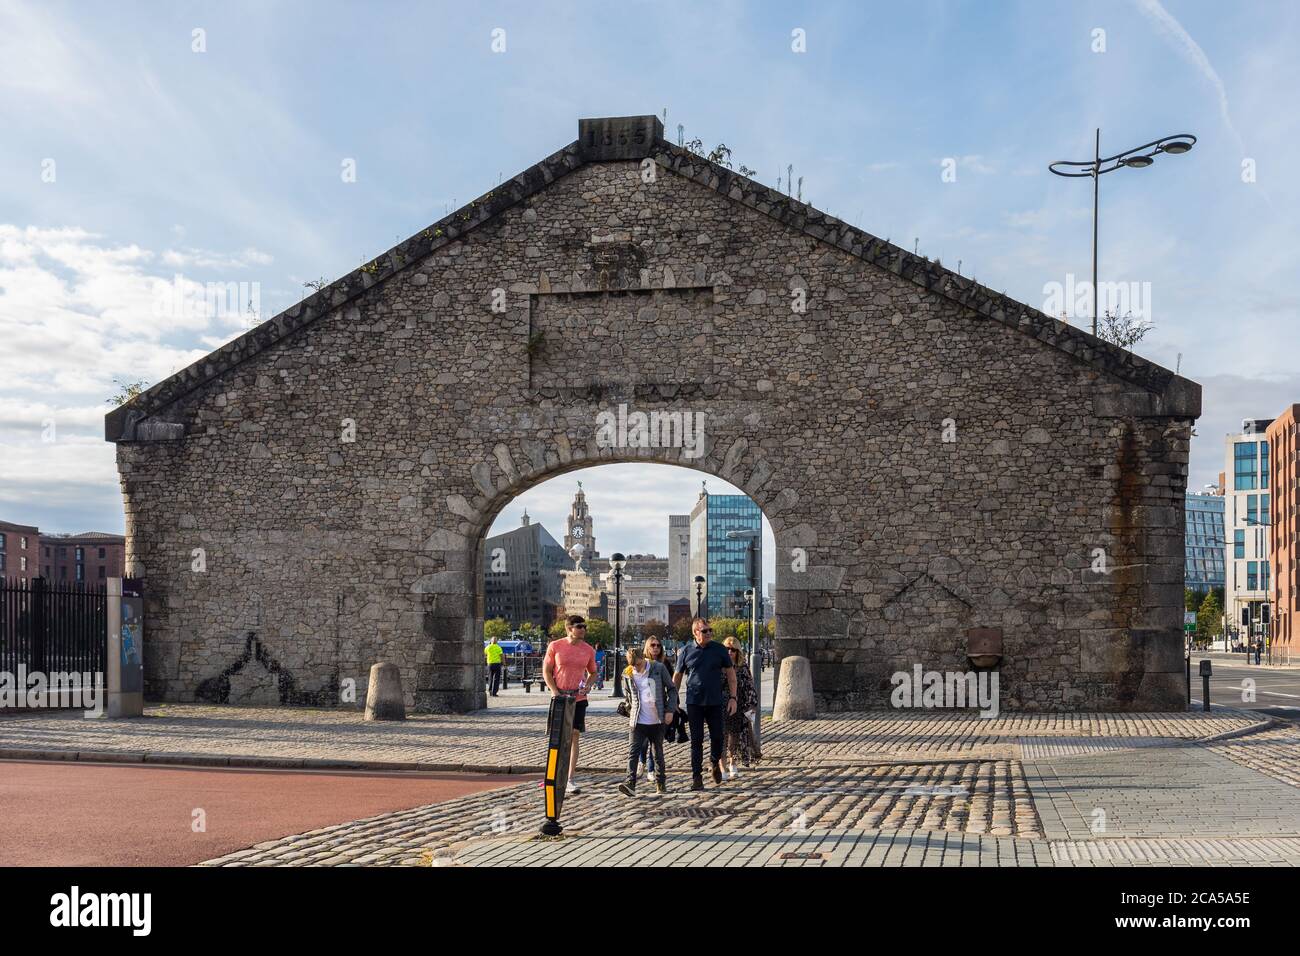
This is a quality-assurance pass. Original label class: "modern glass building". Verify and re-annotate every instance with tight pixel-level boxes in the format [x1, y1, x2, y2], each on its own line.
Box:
[688, 490, 762, 619]
[1225, 422, 1273, 642]
[482, 513, 569, 628]
[1184, 492, 1225, 593]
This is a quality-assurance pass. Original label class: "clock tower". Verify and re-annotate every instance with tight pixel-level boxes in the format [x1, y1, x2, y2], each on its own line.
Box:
[563, 481, 597, 563]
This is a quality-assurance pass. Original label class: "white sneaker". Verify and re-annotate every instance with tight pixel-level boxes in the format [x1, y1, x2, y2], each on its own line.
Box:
[566, 778, 582, 795]
[727, 765, 738, 779]
[638, 764, 648, 780]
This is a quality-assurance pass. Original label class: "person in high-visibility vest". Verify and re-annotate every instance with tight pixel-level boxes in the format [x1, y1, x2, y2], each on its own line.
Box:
[485, 637, 504, 697]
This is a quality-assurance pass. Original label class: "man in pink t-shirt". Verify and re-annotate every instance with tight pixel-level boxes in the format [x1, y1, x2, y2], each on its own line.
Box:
[543, 615, 598, 794]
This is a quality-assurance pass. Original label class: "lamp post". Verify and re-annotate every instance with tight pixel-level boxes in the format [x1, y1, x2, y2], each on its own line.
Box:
[694, 575, 706, 618]
[1048, 130, 1196, 336]
[726, 529, 763, 751]
[610, 553, 626, 697]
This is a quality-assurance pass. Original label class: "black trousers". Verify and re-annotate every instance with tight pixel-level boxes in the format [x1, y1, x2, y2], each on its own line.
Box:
[686, 704, 725, 777]
[626, 724, 666, 786]
[488, 663, 502, 695]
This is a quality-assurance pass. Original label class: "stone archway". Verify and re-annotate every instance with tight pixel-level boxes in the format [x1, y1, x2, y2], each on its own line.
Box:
[108, 115, 1199, 714]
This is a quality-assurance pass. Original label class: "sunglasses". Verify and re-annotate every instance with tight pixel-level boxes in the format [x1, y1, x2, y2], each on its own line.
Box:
[571, 623, 587, 629]
[648, 643, 662, 647]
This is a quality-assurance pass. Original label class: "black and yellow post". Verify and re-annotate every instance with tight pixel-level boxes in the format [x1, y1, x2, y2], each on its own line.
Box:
[540, 693, 576, 837]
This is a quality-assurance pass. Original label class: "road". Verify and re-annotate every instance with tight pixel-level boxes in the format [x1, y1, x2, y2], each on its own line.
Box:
[0, 760, 525, 866]
[1187, 653, 1300, 720]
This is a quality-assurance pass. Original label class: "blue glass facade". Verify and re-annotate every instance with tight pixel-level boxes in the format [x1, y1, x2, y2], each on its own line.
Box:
[1185, 492, 1225, 592]
[689, 493, 762, 619]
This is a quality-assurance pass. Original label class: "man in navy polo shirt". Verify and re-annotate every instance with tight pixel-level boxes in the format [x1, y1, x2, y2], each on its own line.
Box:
[673, 617, 737, 791]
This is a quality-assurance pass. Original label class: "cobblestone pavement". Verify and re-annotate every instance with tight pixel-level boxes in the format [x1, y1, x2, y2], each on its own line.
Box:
[1205, 724, 1300, 789]
[0, 703, 1262, 772]
[5, 702, 1292, 867]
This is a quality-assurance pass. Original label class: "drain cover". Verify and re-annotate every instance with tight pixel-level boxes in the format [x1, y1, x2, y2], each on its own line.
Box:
[780, 851, 824, 860]
[648, 806, 731, 820]
[901, 785, 967, 796]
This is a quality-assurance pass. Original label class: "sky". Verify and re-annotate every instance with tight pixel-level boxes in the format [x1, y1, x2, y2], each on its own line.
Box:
[2, 0, 1297, 552]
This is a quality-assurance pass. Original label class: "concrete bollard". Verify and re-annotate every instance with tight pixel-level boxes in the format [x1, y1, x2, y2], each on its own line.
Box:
[364, 662, 406, 721]
[772, 655, 815, 720]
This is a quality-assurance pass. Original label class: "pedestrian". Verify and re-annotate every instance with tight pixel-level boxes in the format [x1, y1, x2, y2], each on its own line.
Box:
[639, 635, 682, 778]
[485, 636, 504, 697]
[721, 636, 761, 776]
[617, 646, 678, 797]
[542, 615, 598, 795]
[673, 617, 737, 791]
[594, 645, 606, 690]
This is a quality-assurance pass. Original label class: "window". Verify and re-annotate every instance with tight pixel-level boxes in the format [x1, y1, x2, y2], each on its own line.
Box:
[98, 566, 106, 579]
[1235, 529, 1245, 559]
[75, 547, 84, 562]
[1261, 441, 1270, 489]
[0, 533, 5, 550]
[75, 564, 84, 582]
[98, 547, 106, 559]
[1235, 442, 1258, 490]
[0, 553, 5, 571]
[20, 557, 27, 572]
[59, 565, 67, 580]
[20, 536, 27, 549]
[1247, 561, 1258, 591]
[1247, 495, 1257, 526]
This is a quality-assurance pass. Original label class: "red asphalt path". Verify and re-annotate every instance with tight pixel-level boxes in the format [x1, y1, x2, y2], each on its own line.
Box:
[0, 760, 527, 866]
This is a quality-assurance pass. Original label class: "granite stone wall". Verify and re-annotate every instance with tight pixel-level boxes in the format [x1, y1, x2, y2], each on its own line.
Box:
[109, 118, 1199, 713]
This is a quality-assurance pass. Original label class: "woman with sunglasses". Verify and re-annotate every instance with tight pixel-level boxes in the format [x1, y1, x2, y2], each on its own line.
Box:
[638, 635, 685, 779]
[720, 636, 761, 776]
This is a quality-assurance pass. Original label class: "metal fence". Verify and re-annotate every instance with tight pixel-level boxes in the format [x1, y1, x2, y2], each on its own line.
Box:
[0, 577, 108, 677]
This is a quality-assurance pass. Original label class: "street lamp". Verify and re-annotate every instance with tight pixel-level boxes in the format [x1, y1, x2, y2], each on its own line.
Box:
[726, 529, 763, 751]
[694, 574, 706, 618]
[610, 553, 626, 697]
[1048, 130, 1196, 336]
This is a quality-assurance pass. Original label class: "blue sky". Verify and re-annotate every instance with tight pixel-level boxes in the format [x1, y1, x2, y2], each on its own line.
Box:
[2, 0, 1296, 568]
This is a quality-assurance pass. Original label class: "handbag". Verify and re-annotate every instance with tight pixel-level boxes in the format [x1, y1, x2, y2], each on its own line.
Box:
[616, 700, 630, 718]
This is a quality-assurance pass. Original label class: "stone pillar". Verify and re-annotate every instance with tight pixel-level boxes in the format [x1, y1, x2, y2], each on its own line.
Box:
[364, 663, 406, 721]
[98, 577, 144, 719]
[773, 655, 815, 720]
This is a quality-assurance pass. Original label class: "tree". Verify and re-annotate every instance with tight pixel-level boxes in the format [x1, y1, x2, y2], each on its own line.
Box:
[671, 617, 694, 643]
[546, 617, 612, 647]
[642, 619, 667, 641]
[483, 618, 510, 641]
[1097, 310, 1152, 351]
[1196, 591, 1223, 644]
[1185, 588, 1199, 612]
[709, 617, 746, 642]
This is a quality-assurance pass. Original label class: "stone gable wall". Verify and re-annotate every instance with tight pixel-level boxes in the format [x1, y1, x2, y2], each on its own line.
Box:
[115, 157, 1193, 713]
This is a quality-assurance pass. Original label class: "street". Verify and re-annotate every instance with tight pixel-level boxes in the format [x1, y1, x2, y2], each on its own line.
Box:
[0, 760, 522, 867]
[1189, 653, 1300, 719]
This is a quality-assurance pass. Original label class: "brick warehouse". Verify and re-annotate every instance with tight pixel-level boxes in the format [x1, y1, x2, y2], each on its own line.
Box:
[105, 116, 1200, 714]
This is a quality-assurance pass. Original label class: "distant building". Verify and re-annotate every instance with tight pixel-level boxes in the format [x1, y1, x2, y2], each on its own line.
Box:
[689, 486, 762, 619]
[1184, 492, 1225, 594]
[1224, 420, 1273, 643]
[668, 515, 690, 590]
[39, 531, 125, 584]
[1267, 405, 1299, 650]
[482, 512, 569, 628]
[0, 520, 41, 584]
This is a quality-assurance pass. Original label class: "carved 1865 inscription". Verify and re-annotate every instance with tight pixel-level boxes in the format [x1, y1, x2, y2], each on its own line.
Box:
[578, 115, 663, 161]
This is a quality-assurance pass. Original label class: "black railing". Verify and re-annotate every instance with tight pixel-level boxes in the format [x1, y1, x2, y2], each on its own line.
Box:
[0, 577, 107, 677]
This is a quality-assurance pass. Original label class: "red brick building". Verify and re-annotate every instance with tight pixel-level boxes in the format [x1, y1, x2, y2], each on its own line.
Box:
[39, 532, 126, 585]
[1268, 405, 1300, 651]
[0, 520, 41, 584]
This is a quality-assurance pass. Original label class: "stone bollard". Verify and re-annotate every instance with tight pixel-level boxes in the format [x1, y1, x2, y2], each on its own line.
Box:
[364, 662, 406, 721]
[772, 655, 815, 720]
